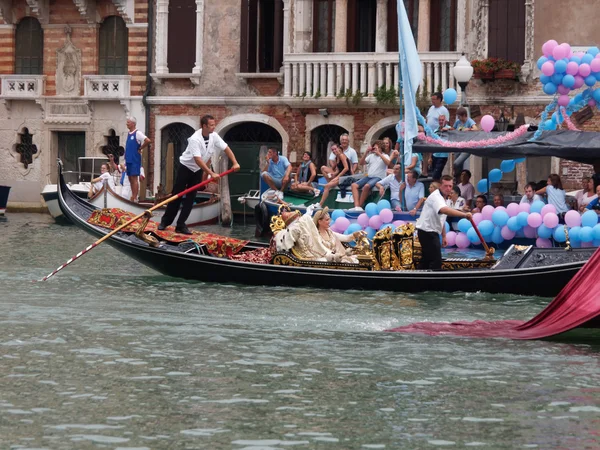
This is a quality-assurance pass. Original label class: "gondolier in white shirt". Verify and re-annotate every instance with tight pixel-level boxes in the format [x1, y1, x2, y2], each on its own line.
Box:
[416, 175, 471, 270]
[158, 115, 240, 235]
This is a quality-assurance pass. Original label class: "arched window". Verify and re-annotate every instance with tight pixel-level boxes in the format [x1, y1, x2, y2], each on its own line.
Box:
[310, 125, 348, 169]
[15, 17, 43, 74]
[99, 16, 128, 75]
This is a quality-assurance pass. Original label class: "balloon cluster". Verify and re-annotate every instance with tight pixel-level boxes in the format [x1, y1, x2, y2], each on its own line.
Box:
[538, 41, 600, 126]
[447, 202, 600, 249]
[330, 200, 407, 239]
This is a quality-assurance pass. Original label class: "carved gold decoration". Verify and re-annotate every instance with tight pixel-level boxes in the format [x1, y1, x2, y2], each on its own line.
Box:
[272, 252, 372, 271]
[134, 210, 159, 248]
[372, 227, 400, 270]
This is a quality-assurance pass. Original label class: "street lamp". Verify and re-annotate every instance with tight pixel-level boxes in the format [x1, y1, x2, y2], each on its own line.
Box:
[453, 54, 473, 107]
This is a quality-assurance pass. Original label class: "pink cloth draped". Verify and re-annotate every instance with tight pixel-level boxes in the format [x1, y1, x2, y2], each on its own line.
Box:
[386, 248, 600, 339]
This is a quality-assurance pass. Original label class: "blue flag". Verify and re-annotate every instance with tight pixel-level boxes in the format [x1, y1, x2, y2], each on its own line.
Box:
[397, 0, 422, 162]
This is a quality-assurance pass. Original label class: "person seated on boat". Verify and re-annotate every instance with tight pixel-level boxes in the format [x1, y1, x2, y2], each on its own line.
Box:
[428, 115, 451, 181]
[119, 163, 145, 201]
[318, 145, 351, 208]
[493, 194, 504, 208]
[314, 207, 362, 264]
[576, 177, 597, 212]
[262, 147, 292, 192]
[536, 174, 569, 221]
[446, 185, 467, 210]
[470, 195, 487, 213]
[88, 163, 116, 198]
[457, 170, 475, 209]
[398, 170, 425, 215]
[328, 133, 359, 174]
[452, 107, 478, 131]
[387, 146, 422, 177]
[290, 151, 319, 197]
[584, 184, 600, 213]
[350, 141, 390, 211]
[520, 182, 542, 205]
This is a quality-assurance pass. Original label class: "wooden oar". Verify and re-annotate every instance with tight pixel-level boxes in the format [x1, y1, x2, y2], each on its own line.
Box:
[468, 217, 495, 259]
[40, 168, 235, 282]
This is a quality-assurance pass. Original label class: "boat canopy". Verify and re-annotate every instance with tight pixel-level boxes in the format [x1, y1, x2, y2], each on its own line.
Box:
[411, 130, 600, 164]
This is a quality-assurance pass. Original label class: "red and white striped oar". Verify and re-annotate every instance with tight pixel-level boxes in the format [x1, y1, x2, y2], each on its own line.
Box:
[39, 168, 235, 282]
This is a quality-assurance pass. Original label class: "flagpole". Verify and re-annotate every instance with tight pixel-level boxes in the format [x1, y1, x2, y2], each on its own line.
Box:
[398, 70, 406, 211]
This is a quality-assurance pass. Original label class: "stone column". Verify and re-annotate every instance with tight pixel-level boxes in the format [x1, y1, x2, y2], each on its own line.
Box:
[156, 0, 169, 74]
[192, 0, 204, 75]
[334, 0, 347, 52]
[375, 0, 387, 53]
[417, 0, 430, 52]
[282, 0, 291, 55]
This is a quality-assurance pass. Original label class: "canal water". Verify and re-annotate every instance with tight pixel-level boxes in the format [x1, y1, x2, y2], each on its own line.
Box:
[1, 214, 599, 449]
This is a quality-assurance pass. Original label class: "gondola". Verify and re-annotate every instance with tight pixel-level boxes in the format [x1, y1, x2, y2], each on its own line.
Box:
[56, 163, 593, 296]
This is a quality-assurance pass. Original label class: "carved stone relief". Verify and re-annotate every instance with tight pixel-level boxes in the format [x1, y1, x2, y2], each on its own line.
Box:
[56, 26, 82, 96]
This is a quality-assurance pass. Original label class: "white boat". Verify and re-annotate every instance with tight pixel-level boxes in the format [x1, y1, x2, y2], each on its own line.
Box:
[237, 189, 261, 209]
[41, 182, 90, 220]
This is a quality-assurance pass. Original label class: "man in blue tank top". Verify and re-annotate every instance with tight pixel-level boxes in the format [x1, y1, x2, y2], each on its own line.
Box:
[125, 117, 151, 202]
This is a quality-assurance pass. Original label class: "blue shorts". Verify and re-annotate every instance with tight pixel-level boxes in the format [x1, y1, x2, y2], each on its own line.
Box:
[126, 162, 141, 177]
[261, 171, 283, 189]
[391, 198, 401, 210]
[354, 176, 381, 190]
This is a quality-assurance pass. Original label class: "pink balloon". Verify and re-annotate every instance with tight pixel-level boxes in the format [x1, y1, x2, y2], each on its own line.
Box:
[566, 61, 579, 76]
[527, 212, 543, 228]
[506, 202, 520, 217]
[579, 63, 591, 77]
[543, 213, 559, 229]
[541, 61, 555, 76]
[518, 202, 530, 213]
[552, 45, 567, 60]
[379, 208, 393, 224]
[368, 215, 383, 229]
[495, 206, 507, 212]
[557, 85, 570, 95]
[591, 58, 600, 73]
[575, 51, 586, 59]
[536, 237, 552, 248]
[564, 210, 582, 227]
[446, 231, 457, 247]
[540, 204, 557, 217]
[456, 232, 470, 249]
[482, 205, 495, 221]
[501, 226, 516, 240]
[589, 99, 597, 107]
[480, 115, 495, 133]
[523, 225, 537, 238]
[335, 217, 350, 232]
[357, 213, 370, 228]
[542, 39, 558, 57]
[558, 95, 570, 107]
[392, 220, 406, 227]
[472, 212, 483, 225]
[573, 75, 585, 89]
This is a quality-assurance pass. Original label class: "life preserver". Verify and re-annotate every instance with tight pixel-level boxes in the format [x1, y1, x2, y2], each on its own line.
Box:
[254, 202, 271, 237]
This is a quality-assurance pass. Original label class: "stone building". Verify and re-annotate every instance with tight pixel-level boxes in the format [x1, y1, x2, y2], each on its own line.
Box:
[0, 0, 147, 207]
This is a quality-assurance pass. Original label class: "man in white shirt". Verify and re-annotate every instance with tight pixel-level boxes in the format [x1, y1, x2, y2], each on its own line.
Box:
[328, 133, 358, 174]
[426, 92, 450, 130]
[416, 175, 472, 270]
[158, 114, 240, 235]
[350, 141, 390, 210]
[399, 170, 425, 215]
[520, 183, 542, 205]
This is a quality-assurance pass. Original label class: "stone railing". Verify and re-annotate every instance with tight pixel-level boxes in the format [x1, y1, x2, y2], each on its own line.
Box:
[83, 75, 131, 99]
[0, 75, 45, 98]
[283, 51, 462, 99]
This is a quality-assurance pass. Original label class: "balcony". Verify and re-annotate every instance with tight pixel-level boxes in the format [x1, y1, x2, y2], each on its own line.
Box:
[283, 52, 462, 100]
[83, 75, 131, 99]
[0, 75, 45, 98]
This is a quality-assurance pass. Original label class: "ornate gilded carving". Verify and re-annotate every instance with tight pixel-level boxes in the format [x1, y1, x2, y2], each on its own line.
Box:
[272, 251, 372, 271]
[134, 210, 159, 248]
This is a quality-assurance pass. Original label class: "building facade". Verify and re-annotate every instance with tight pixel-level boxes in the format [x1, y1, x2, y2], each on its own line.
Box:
[0, 0, 147, 207]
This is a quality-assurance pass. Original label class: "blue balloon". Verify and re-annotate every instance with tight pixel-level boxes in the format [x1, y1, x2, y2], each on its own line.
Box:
[478, 219, 494, 236]
[467, 227, 480, 244]
[492, 209, 509, 227]
[585, 75, 597, 87]
[596, 73, 600, 82]
[443, 88, 457, 105]
[554, 59, 567, 74]
[582, 54, 594, 64]
[593, 224, 600, 240]
[551, 73, 564, 85]
[365, 226, 377, 239]
[540, 74, 552, 85]
[580, 226, 594, 242]
[593, 239, 600, 247]
[569, 56, 581, 64]
[537, 56, 549, 69]
[593, 89, 600, 103]
[537, 224, 553, 239]
[514, 157, 526, 163]
[553, 227, 566, 243]
[347, 223, 363, 234]
[551, 111, 564, 125]
[331, 209, 345, 221]
[581, 209, 598, 227]
[517, 212, 530, 228]
[544, 119, 557, 131]
[365, 202, 378, 217]
[588, 47, 600, 57]
[569, 226, 581, 242]
[376, 199, 391, 213]
[500, 159, 515, 173]
[477, 178, 489, 193]
[491, 226, 504, 245]
[444, 221, 450, 234]
[530, 200, 545, 214]
[507, 216, 521, 231]
[543, 82, 557, 95]
[562, 74, 575, 88]
[458, 218, 472, 233]
[489, 169, 502, 183]
[574, 93, 584, 104]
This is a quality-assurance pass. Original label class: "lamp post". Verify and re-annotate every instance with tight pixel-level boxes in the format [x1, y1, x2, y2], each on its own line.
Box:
[453, 54, 473, 107]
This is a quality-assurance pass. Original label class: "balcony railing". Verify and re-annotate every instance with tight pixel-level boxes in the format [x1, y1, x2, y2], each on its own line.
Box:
[283, 52, 462, 99]
[0, 75, 45, 98]
[83, 75, 131, 99]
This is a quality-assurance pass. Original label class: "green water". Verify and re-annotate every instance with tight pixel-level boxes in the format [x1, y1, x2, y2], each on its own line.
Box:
[0, 214, 599, 449]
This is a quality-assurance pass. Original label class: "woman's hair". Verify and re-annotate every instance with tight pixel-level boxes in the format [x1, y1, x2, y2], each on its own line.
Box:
[548, 173, 563, 190]
[456, 107, 468, 117]
[303, 151, 312, 159]
[101, 163, 110, 171]
[476, 194, 488, 205]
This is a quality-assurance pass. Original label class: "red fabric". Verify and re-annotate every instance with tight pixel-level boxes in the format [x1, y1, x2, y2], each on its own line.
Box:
[386, 247, 600, 340]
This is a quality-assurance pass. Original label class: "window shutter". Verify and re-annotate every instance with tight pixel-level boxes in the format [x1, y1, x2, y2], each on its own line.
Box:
[15, 17, 43, 75]
[99, 16, 128, 75]
[167, 0, 196, 73]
